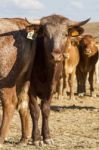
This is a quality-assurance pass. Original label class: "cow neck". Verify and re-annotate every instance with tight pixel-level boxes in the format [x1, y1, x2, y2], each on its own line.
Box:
[34, 36, 62, 86]
[45, 53, 63, 93]
[31, 36, 63, 98]
[50, 62, 63, 94]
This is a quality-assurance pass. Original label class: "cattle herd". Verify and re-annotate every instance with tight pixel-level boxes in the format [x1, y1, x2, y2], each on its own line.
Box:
[0, 14, 98, 147]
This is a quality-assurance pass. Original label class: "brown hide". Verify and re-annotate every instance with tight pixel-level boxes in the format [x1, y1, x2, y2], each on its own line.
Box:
[29, 14, 89, 144]
[76, 35, 98, 96]
[0, 18, 36, 145]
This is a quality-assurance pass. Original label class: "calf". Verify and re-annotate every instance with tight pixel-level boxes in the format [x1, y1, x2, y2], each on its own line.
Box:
[76, 35, 98, 97]
[57, 36, 79, 100]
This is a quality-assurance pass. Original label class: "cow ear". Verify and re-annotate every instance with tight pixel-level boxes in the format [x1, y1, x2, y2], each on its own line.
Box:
[68, 27, 84, 37]
[25, 24, 40, 40]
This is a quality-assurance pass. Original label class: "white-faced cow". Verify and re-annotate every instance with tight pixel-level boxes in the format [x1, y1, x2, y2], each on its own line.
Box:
[26, 14, 90, 146]
[76, 34, 98, 97]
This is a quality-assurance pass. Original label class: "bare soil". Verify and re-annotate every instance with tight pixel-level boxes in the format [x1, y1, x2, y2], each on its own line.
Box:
[0, 83, 99, 150]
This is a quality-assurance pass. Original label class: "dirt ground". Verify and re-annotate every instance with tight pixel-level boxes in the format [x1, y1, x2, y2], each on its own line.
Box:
[0, 82, 99, 150]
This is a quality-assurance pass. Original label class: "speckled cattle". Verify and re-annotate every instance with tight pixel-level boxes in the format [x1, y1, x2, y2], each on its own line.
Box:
[0, 18, 37, 147]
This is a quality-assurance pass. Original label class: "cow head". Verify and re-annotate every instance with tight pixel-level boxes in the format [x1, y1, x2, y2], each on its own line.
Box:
[26, 15, 90, 62]
[79, 35, 98, 57]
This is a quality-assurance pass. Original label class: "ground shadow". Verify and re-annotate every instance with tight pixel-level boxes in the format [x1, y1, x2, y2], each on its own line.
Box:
[51, 105, 97, 112]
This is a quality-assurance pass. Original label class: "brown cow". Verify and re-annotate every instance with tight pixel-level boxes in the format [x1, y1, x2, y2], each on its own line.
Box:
[27, 14, 90, 146]
[0, 18, 41, 147]
[76, 34, 98, 97]
[57, 36, 80, 100]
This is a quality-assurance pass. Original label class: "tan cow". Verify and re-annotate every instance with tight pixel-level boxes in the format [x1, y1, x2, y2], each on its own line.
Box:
[57, 35, 80, 100]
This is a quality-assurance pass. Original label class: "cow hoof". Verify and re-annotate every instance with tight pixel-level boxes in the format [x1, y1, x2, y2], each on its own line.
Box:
[18, 138, 28, 146]
[91, 93, 96, 98]
[39, 141, 45, 147]
[44, 139, 54, 145]
[33, 141, 44, 147]
[33, 141, 40, 147]
[28, 139, 33, 145]
[78, 93, 85, 97]
[4, 137, 8, 142]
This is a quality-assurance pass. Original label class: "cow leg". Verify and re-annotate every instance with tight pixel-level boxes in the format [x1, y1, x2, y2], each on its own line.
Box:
[29, 94, 41, 146]
[63, 74, 67, 97]
[58, 77, 64, 100]
[88, 68, 96, 97]
[76, 69, 86, 96]
[68, 72, 75, 100]
[19, 109, 31, 144]
[83, 73, 87, 95]
[18, 81, 31, 144]
[63, 74, 68, 97]
[41, 99, 53, 145]
[0, 87, 17, 145]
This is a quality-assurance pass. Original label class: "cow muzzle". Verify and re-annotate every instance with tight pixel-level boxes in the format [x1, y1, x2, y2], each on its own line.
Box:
[51, 50, 63, 62]
[84, 49, 92, 56]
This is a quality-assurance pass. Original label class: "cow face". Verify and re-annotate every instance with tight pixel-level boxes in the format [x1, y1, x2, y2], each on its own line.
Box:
[40, 15, 87, 63]
[42, 23, 68, 62]
[80, 35, 98, 57]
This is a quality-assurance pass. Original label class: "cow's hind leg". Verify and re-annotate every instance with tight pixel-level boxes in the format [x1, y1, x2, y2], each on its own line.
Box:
[18, 81, 31, 144]
[76, 69, 86, 97]
[68, 71, 75, 100]
[29, 94, 41, 146]
[57, 77, 64, 100]
[89, 68, 96, 97]
[0, 87, 17, 146]
[41, 99, 54, 145]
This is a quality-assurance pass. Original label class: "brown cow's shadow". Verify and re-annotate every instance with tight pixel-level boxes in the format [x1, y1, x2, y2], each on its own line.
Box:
[51, 105, 97, 112]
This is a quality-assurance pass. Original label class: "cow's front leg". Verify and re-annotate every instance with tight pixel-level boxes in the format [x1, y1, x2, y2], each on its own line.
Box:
[68, 72, 75, 100]
[63, 74, 68, 97]
[41, 99, 54, 145]
[0, 87, 17, 146]
[29, 94, 41, 146]
[76, 69, 86, 97]
[89, 68, 96, 97]
[57, 77, 64, 100]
